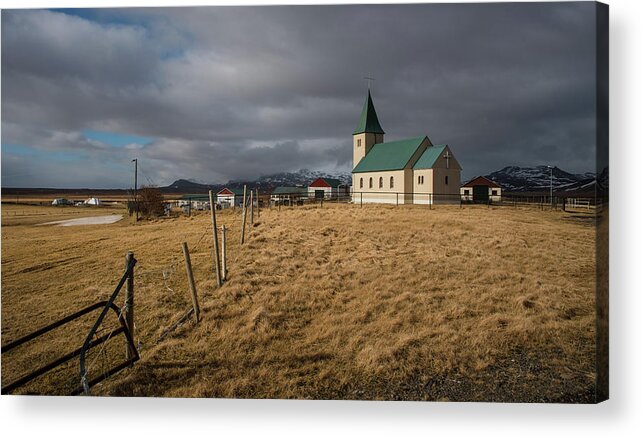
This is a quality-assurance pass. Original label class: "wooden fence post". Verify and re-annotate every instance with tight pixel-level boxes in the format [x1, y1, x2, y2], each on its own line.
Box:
[208, 190, 222, 287]
[124, 251, 135, 359]
[221, 225, 227, 281]
[250, 190, 254, 225]
[360, 192, 363, 207]
[181, 242, 200, 322]
[240, 185, 248, 244]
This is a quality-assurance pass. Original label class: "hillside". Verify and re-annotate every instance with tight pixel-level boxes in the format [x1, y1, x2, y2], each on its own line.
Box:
[483, 166, 597, 193]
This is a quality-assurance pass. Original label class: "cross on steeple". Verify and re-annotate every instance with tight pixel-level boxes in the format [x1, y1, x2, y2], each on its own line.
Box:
[443, 150, 451, 169]
[363, 75, 375, 89]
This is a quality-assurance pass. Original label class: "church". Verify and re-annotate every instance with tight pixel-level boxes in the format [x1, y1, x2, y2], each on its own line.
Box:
[351, 90, 462, 204]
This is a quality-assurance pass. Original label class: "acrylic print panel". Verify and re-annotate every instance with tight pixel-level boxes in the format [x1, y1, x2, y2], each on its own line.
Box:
[0, 1, 608, 403]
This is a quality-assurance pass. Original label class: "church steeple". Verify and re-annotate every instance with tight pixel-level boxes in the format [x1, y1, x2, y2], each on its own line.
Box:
[353, 89, 385, 169]
[354, 89, 385, 135]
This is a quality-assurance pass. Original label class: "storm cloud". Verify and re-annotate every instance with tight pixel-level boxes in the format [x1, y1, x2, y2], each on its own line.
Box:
[1, 3, 597, 188]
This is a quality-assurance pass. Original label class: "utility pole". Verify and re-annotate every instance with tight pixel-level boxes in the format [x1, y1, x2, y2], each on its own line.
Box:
[132, 159, 138, 221]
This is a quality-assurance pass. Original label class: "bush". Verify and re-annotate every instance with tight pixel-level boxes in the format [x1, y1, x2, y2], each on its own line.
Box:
[138, 186, 165, 218]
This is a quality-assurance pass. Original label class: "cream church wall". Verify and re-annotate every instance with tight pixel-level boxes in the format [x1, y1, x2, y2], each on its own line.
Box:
[352, 169, 411, 204]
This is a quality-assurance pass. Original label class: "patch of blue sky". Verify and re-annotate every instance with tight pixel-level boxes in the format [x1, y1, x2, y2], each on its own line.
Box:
[82, 130, 153, 148]
[2, 143, 40, 156]
[49, 8, 148, 28]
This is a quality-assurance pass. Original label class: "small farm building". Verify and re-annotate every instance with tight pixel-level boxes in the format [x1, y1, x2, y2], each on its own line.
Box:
[460, 176, 502, 203]
[217, 187, 245, 208]
[179, 194, 211, 210]
[271, 186, 308, 205]
[308, 177, 349, 200]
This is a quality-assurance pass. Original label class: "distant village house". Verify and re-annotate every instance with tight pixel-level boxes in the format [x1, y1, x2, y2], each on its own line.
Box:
[308, 177, 349, 200]
[216, 187, 245, 208]
[271, 186, 308, 205]
[460, 176, 502, 203]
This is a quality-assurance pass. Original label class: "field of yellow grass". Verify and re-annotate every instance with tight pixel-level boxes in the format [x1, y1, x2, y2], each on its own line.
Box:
[1, 201, 597, 401]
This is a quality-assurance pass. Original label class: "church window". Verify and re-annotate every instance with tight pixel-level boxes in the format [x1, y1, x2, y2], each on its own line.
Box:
[379, 177, 383, 188]
[359, 178, 363, 189]
[445, 176, 449, 185]
[369, 177, 373, 189]
[357, 139, 362, 148]
[390, 176, 394, 188]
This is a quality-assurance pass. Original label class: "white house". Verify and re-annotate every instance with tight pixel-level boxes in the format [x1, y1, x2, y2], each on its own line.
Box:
[308, 177, 349, 200]
[217, 187, 245, 208]
[460, 176, 502, 203]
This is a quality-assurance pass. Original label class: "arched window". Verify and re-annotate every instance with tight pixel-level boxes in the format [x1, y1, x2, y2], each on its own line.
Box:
[445, 175, 449, 185]
[369, 177, 373, 189]
[359, 178, 363, 189]
[357, 139, 362, 148]
[379, 177, 383, 188]
[390, 176, 394, 188]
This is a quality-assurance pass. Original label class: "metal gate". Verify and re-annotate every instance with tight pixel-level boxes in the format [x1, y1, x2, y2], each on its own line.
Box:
[1, 255, 139, 395]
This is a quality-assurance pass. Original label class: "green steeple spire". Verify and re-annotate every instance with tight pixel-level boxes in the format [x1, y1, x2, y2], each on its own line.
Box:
[353, 89, 385, 135]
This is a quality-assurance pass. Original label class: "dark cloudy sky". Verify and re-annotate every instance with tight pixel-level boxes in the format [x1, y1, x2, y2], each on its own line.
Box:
[1, 2, 597, 188]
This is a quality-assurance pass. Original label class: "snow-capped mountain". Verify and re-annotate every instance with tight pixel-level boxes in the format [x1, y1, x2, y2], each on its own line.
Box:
[162, 166, 603, 195]
[162, 169, 351, 193]
[482, 166, 597, 193]
[251, 169, 351, 186]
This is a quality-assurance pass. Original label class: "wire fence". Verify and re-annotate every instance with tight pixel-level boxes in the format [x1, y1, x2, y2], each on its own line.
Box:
[160, 190, 604, 213]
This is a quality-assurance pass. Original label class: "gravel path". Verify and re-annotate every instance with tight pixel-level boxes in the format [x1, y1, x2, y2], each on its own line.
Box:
[38, 214, 123, 227]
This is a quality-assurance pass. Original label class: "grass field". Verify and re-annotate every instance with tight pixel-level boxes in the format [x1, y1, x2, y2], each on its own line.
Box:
[1, 201, 597, 401]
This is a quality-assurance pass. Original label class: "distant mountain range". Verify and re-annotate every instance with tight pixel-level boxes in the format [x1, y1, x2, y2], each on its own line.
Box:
[481, 165, 605, 194]
[163, 166, 602, 195]
[161, 169, 351, 194]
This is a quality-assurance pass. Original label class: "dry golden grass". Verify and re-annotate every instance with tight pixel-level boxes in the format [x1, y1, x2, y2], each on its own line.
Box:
[1, 202, 597, 401]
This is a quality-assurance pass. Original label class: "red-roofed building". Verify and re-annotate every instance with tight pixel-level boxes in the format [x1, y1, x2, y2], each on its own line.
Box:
[308, 177, 349, 200]
[217, 187, 245, 208]
[460, 176, 502, 203]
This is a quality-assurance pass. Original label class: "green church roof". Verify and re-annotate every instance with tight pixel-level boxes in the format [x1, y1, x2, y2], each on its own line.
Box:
[353, 90, 385, 135]
[352, 136, 427, 173]
[413, 145, 448, 169]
